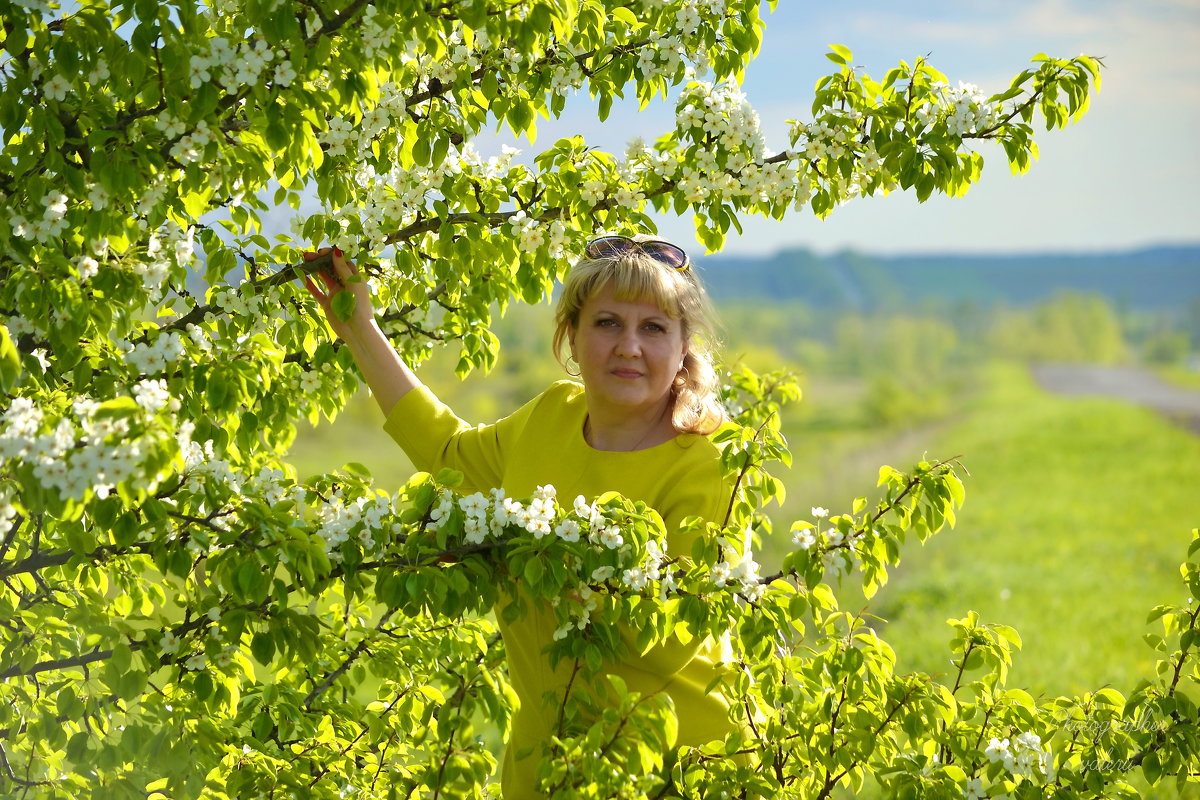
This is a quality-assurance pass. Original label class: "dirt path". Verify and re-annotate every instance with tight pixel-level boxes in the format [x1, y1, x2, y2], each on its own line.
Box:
[1030, 363, 1200, 434]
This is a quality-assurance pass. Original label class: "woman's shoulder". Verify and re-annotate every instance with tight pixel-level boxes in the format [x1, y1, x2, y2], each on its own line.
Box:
[499, 380, 585, 436]
[503, 380, 583, 416]
[542, 379, 585, 403]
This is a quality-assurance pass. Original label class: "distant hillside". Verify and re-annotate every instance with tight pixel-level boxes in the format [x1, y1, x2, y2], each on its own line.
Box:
[697, 245, 1200, 310]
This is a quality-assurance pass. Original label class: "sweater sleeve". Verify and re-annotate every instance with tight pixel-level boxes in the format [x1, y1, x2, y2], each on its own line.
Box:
[381, 385, 545, 494]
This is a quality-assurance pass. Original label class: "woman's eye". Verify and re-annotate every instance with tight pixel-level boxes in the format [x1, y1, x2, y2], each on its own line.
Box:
[597, 318, 618, 328]
[644, 323, 665, 333]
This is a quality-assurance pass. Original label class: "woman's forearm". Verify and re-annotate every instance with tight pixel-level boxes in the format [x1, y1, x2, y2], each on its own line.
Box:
[342, 319, 422, 416]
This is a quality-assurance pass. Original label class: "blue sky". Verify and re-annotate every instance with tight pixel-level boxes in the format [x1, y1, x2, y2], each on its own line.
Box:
[490, 0, 1199, 256]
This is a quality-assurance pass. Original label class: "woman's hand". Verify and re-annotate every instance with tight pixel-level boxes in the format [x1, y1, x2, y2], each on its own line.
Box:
[298, 247, 422, 414]
[300, 247, 377, 343]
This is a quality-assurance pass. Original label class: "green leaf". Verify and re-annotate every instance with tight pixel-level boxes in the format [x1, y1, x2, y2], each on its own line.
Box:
[827, 43, 853, 64]
[0, 326, 20, 393]
[413, 135, 431, 166]
[167, 546, 192, 580]
[66, 731, 90, 763]
[612, 7, 637, 26]
[342, 461, 372, 477]
[1143, 750, 1162, 784]
[235, 560, 262, 599]
[332, 290, 356, 323]
[94, 396, 139, 420]
[193, 671, 214, 701]
[252, 710, 274, 741]
[251, 632, 275, 664]
[207, 370, 232, 413]
[523, 557, 545, 587]
[117, 669, 148, 700]
[507, 101, 534, 138]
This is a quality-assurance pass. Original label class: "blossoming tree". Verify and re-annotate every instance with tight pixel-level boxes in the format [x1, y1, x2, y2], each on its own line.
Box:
[2, 0, 1196, 797]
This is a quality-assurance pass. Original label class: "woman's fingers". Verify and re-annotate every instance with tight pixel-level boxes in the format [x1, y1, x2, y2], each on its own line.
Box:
[330, 248, 358, 281]
[302, 275, 325, 302]
[299, 248, 341, 291]
[299, 247, 358, 295]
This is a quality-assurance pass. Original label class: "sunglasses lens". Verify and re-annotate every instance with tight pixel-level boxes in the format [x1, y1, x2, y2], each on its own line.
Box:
[584, 236, 689, 271]
[642, 242, 689, 270]
[586, 236, 636, 260]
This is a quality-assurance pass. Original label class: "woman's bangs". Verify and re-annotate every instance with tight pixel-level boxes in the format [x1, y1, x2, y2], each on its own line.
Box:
[605, 254, 683, 317]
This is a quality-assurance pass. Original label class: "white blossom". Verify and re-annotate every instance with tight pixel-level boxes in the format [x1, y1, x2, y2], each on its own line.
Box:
[86, 59, 110, 84]
[572, 495, 590, 517]
[459, 492, 489, 515]
[188, 54, 212, 88]
[43, 74, 72, 101]
[598, 525, 623, 549]
[792, 526, 816, 550]
[984, 737, 1010, 764]
[299, 371, 322, 394]
[554, 518, 581, 542]
[821, 550, 849, 573]
[740, 580, 764, 602]
[590, 565, 615, 583]
[623, 566, 647, 591]
[133, 379, 170, 412]
[273, 61, 297, 87]
[76, 255, 99, 281]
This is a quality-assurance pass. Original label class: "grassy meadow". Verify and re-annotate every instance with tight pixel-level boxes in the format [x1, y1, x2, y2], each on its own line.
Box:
[826, 364, 1198, 696]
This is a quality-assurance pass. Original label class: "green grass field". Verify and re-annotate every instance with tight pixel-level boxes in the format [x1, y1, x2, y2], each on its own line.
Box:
[846, 364, 1199, 698]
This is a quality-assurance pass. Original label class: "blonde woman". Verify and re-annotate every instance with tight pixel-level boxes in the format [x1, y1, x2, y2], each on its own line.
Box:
[303, 235, 738, 797]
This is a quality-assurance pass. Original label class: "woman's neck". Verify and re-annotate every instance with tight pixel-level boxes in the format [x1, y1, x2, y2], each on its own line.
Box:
[583, 400, 676, 452]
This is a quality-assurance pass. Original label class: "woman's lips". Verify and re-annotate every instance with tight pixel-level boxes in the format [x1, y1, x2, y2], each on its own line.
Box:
[612, 368, 643, 379]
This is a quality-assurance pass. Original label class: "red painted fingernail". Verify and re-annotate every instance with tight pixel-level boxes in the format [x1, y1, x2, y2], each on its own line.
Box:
[333, 248, 343, 257]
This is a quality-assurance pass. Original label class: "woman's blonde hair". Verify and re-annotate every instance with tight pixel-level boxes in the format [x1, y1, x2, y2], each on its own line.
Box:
[552, 235, 726, 436]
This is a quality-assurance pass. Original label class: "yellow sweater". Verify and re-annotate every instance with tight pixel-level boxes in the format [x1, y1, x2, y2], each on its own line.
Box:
[384, 380, 738, 798]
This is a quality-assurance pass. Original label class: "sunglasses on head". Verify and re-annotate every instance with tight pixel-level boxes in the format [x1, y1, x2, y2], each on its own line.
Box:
[584, 235, 690, 271]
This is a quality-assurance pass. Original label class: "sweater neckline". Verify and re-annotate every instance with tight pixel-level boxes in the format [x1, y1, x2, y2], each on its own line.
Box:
[571, 397, 691, 454]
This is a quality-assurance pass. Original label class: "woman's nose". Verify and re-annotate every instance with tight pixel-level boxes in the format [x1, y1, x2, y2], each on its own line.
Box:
[615, 330, 641, 357]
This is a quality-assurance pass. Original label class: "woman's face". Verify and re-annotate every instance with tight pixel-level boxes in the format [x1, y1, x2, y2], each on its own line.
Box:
[569, 283, 687, 420]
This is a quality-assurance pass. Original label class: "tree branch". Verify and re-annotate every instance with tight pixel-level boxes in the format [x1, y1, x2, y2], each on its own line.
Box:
[302, 609, 396, 709]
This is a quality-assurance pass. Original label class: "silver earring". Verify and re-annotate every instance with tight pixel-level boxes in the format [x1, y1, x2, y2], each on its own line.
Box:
[566, 355, 581, 377]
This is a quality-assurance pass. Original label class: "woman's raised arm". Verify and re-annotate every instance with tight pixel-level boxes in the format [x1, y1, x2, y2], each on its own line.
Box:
[300, 248, 420, 416]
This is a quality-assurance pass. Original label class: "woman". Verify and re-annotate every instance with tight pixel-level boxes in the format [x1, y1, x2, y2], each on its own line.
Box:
[302, 235, 739, 797]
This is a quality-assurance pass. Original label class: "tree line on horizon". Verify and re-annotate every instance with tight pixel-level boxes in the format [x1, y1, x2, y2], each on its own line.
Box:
[697, 243, 1200, 313]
